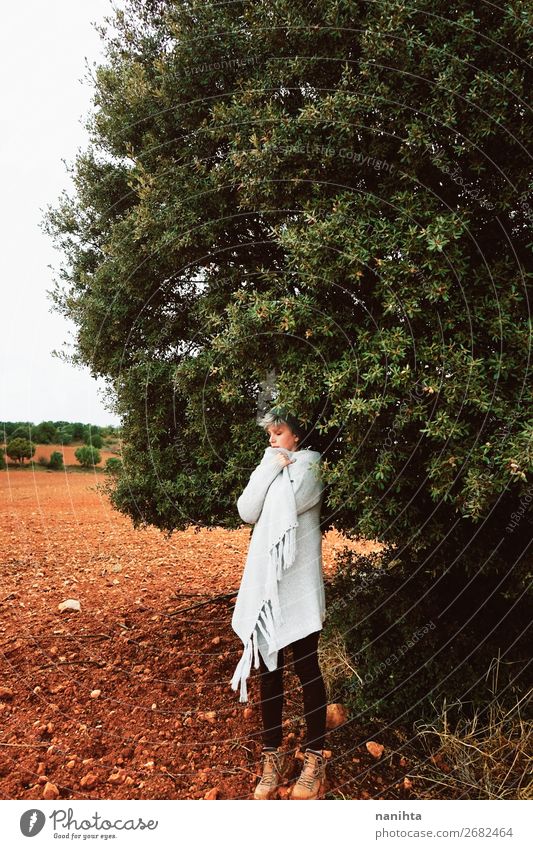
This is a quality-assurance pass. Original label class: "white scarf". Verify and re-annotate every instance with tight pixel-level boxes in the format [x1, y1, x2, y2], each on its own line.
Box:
[230, 446, 299, 702]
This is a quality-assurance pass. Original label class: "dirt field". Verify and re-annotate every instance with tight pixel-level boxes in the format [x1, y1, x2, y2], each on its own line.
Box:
[2, 443, 119, 468]
[0, 470, 420, 800]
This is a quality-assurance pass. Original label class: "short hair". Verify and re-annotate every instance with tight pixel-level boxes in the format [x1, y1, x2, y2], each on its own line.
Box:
[257, 405, 306, 442]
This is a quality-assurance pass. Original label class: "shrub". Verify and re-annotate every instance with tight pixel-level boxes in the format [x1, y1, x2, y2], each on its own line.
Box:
[74, 445, 101, 468]
[48, 451, 64, 470]
[325, 546, 531, 726]
[105, 457, 123, 475]
[6, 437, 35, 465]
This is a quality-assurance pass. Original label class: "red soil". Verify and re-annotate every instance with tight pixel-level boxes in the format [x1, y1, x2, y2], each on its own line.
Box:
[2, 443, 119, 468]
[0, 471, 418, 800]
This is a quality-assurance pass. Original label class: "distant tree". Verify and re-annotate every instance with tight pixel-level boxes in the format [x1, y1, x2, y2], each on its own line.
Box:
[6, 438, 35, 465]
[86, 432, 103, 449]
[33, 421, 58, 444]
[57, 428, 73, 445]
[70, 423, 86, 441]
[9, 426, 31, 441]
[48, 451, 64, 470]
[0, 451, 5, 470]
[74, 445, 101, 468]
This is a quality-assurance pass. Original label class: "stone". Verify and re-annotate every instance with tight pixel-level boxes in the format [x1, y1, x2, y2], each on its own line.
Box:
[43, 781, 59, 799]
[80, 772, 98, 789]
[366, 741, 384, 759]
[58, 599, 81, 613]
[326, 703, 347, 730]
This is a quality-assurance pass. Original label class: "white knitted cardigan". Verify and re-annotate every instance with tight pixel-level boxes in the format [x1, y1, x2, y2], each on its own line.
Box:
[230, 446, 325, 702]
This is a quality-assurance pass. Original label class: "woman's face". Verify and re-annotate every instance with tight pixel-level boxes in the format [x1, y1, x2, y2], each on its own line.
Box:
[267, 421, 300, 451]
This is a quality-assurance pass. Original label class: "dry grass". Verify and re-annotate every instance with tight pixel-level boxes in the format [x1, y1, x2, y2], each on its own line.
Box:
[319, 626, 362, 701]
[320, 631, 532, 800]
[411, 656, 532, 800]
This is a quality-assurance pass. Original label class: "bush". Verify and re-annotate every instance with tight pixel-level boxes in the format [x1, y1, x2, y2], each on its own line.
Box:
[105, 457, 123, 475]
[325, 546, 531, 726]
[6, 437, 35, 465]
[48, 451, 64, 470]
[74, 445, 101, 468]
[83, 427, 103, 449]
[0, 452, 5, 470]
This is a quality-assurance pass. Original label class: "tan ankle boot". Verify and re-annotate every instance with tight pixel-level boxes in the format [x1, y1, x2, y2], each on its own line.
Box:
[290, 749, 328, 800]
[254, 747, 287, 800]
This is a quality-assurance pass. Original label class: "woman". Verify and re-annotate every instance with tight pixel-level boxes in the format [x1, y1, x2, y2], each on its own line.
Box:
[230, 406, 329, 799]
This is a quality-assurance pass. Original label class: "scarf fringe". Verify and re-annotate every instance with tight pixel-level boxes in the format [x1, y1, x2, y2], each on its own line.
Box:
[272, 523, 297, 580]
[266, 523, 298, 626]
[230, 600, 277, 703]
[230, 461, 298, 704]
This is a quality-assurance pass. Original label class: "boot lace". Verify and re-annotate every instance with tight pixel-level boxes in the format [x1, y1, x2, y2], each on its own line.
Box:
[295, 750, 324, 791]
[257, 751, 283, 787]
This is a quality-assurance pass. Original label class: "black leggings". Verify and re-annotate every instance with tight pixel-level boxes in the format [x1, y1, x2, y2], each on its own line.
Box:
[258, 629, 327, 751]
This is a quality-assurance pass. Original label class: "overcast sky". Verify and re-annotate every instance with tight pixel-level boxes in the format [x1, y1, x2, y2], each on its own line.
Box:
[1, 0, 123, 427]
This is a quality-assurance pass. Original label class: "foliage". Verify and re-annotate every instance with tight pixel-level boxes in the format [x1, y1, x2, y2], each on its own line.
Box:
[57, 428, 73, 445]
[74, 445, 102, 468]
[43, 0, 532, 711]
[105, 456, 123, 475]
[325, 547, 531, 725]
[6, 438, 35, 465]
[48, 451, 64, 470]
[84, 427, 104, 449]
[0, 421, 117, 445]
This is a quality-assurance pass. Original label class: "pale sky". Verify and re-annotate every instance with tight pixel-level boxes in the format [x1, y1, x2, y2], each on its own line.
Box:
[1, 0, 124, 427]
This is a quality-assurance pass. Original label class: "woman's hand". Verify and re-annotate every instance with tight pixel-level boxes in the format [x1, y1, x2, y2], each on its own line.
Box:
[274, 451, 295, 469]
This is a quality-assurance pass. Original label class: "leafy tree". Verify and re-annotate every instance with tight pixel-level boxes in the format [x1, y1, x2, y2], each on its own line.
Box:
[6, 438, 35, 465]
[70, 422, 87, 441]
[9, 425, 32, 441]
[33, 421, 58, 444]
[84, 427, 103, 449]
[74, 445, 101, 468]
[43, 0, 532, 718]
[57, 428, 73, 445]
